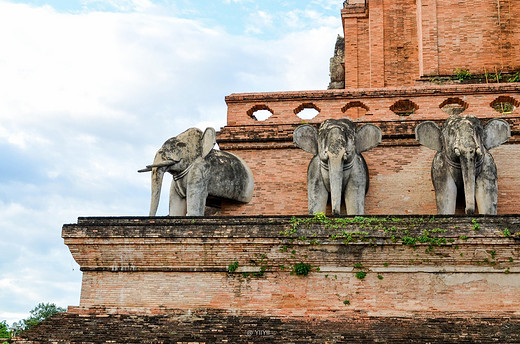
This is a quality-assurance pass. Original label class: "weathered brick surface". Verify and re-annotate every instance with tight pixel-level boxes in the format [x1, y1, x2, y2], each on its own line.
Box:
[217, 83, 520, 216]
[217, 142, 519, 216]
[342, 0, 520, 88]
[224, 84, 520, 126]
[13, 311, 520, 343]
[14, 216, 520, 343]
[62, 216, 520, 316]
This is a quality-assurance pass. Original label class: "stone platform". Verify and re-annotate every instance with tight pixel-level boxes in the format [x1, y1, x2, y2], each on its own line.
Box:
[14, 311, 520, 343]
[14, 215, 520, 343]
[65, 215, 520, 316]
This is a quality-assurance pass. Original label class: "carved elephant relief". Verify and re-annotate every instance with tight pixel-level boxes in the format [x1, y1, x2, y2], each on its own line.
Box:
[416, 115, 510, 215]
[139, 127, 254, 216]
[294, 119, 382, 215]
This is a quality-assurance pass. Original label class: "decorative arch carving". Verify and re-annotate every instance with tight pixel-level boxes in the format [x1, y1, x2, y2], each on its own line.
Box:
[439, 97, 469, 116]
[490, 96, 519, 114]
[341, 101, 369, 113]
[341, 101, 370, 120]
[247, 104, 275, 121]
[390, 99, 418, 116]
[293, 103, 320, 120]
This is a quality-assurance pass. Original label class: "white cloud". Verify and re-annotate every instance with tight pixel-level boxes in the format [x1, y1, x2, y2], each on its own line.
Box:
[245, 10, 274, 35]
[0, 0, 342, 323]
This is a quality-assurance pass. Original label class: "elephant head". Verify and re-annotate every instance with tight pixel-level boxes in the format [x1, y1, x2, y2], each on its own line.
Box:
[416, 115, 510, 215]
[139, 127, 254, 216]
[294, 119, 382, 215]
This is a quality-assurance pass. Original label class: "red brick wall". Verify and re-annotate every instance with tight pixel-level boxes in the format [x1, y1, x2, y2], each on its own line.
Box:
[433, 0, 520, 76]
[219, 84, 520, 216]
[63, 217, 520, 316]
[225, 84, 520, 126]
[219, 143, 518, 216]
[384, 0, 419, 86]
[342, 0, 520, 87]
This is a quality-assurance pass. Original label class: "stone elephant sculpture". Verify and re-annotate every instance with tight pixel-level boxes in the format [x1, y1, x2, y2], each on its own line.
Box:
[139, 127, 254, 216]
[415, 115, 510, 215]
[293, 119, 382, 215]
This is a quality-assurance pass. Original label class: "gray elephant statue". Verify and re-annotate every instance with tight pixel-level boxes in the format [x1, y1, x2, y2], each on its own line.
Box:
[139, 127, 254, 216]
[293, 119, 382, 215]
[415, 115, 510, 215]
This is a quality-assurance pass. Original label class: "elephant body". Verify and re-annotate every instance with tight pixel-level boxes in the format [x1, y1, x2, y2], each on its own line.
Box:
[294, 119, 382, 215]
[416, 115, 510, 215]
[140, 127, 254, 216]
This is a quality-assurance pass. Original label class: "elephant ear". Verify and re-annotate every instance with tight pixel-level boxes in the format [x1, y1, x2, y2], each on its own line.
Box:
[355, 124, 382, 153]
[415, 121, 442, 151]
[293, 125, 318, 155]
[201, 127, 217, 158]
[483, 119, 511, 150]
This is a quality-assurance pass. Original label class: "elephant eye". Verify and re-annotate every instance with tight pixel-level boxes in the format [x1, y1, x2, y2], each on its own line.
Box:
[454, 148, 461, 157]
[320, 152, 328, 162]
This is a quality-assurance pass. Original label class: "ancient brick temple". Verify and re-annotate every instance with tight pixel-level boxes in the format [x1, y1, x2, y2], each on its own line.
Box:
[217, 0, 520, 216]
[15, 1, 520, 343]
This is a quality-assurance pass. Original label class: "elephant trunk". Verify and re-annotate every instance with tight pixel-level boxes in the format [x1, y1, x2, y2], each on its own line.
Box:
[460, 155, 476, 215]
[328, 154, 344, 216]
[150, 166, 165, 216]
[150, 149, 170, 216]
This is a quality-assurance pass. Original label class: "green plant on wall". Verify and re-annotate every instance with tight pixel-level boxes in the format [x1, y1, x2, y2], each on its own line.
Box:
[265, 212, 515, 281]
[292, 262, 312, 276]
[355, 271, 367, 280]
[228, 261, 239, 273]
[508, 71, 520, 82]
[492, 102, 515, 114]
[454, 68, 472, 81]
[472, 218, 480, 231]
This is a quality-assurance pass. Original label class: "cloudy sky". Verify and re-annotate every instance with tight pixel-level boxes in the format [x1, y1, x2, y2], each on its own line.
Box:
[0, 0, 342, 324]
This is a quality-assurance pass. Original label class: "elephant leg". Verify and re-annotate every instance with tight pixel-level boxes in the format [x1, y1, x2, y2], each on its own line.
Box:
[186, 189, 208, 216]
[345, 165, 366, 215]
[185, 168, 209, 216]
[475, 158, 498, 215]
[475, 177, 497, 215]
[433, 176, 457, 215]
[169, 180, 187, 216]
[345, 183, 365, 215]
[307, 158, 328, 215]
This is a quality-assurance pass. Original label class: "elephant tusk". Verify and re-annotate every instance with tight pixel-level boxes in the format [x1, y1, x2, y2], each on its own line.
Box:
[138, 160, 178, 173]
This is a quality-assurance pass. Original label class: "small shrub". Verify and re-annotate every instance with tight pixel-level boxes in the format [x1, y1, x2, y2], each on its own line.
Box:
[343, 300, 350, 305]
[355, 271, 367, 280]
[503, 228, 511, 237]
[508, 72, 520, 83]
[454, 68, 472, 81]
[293, 262, 312, 276]
[227, 261, 239, 273]
[377, 274, 384, 280]
[0, 320, 10, 339]
[471, 219, 480, 231]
